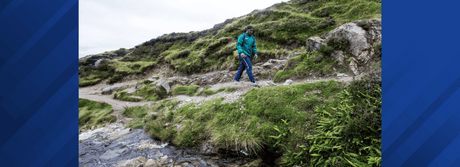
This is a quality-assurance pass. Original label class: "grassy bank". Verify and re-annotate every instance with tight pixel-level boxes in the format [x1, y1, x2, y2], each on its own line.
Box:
[79, 98, 117, 129]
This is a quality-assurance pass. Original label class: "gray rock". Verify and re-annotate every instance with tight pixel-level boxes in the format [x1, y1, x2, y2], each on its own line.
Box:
[337, 73, 348, 77]
[94, 59, 103, 67]
[100, 148, 128, 160]
[135, 84, 143, 89]
[331, 50, 345, 65]
[287, 51, 302, 59]
[102, 84, 126, 95]
[283, 79, 293, 85]
[108, 128, 131, 140]
[125, 87, 136, 94]
[157, 80, 171, 93]
[114, 156, 147, 167]
[144, 159, 160, 167]
[306, 37, 326, 54]
[349, 58, 359, 76]
[324, 19, 381, 64]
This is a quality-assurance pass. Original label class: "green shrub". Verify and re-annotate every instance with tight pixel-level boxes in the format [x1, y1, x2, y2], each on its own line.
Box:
[280, 71, 382, 166]
[327, 37, 350, 50]
[374, 42, 382, 57]
[358, 21, 371, 31]
[318, 45, 334, 56]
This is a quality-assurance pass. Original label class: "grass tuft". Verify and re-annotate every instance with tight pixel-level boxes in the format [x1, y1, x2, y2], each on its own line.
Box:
[79, 99, 116, 129]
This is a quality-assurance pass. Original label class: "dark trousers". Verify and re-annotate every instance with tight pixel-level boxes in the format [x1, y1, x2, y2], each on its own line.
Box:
[234, 53, 254, 82]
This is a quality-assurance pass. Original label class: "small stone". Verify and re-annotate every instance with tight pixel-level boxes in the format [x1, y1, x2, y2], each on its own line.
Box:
[283, 79, 293, 86]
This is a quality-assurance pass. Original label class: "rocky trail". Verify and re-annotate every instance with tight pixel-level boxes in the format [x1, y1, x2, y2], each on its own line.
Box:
[79, 69, 354, 129]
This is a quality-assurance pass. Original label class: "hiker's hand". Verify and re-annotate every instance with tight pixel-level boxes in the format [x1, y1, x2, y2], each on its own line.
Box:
[241, 53, 246, 58]
[254, 54, 258, 60]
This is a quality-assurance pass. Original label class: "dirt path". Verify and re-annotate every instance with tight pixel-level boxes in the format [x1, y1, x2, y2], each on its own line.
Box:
[79, 75, 354, 124]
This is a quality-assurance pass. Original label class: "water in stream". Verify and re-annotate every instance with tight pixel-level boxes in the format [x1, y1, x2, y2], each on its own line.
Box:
[79, 122, 261, 167]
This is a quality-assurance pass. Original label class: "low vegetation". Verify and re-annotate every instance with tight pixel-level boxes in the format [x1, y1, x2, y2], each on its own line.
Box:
[172, 85, 199, 96]
[78, 98, 116, 130]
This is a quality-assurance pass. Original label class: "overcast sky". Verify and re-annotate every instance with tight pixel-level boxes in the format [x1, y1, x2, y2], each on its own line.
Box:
[79, 0, 287, 58]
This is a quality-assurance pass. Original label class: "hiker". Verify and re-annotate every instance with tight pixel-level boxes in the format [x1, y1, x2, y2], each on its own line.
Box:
[234, 25, 259, 86]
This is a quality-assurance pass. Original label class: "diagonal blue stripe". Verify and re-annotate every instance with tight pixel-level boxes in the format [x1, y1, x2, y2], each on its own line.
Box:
[0, 59, 78, 148]
[0, 73, 77, 166]
[382, 55, 417, 97]
[383, 75, 460, 162]
[0, 3, 77, 100]
[0, 0, 14, 13]
[0, 0, 24, 17]
[3, 26, 77, 119]
[402, 116, 460, 166]
[1, 0, 76, 72]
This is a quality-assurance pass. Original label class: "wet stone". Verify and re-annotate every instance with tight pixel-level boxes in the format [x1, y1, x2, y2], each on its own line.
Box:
[80, 125, 258, 167]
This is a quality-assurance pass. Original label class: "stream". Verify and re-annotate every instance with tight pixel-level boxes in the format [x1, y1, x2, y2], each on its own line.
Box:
[79, 122, 260, 167]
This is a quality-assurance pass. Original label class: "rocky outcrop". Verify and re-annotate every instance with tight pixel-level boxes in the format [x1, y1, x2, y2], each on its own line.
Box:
[306, 18, 381, 76]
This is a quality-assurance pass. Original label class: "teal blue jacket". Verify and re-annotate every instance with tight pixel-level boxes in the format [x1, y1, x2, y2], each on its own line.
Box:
[236, 32, 258, 57]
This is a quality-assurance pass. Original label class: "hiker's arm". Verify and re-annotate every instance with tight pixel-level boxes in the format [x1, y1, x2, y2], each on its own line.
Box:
[236, 35, 244, 54]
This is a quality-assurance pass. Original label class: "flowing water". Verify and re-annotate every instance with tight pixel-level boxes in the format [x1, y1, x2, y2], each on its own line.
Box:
[79, 122, 260, 167]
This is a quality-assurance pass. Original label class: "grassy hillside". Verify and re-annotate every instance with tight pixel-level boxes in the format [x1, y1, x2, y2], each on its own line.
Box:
[79, 0, 381, 87]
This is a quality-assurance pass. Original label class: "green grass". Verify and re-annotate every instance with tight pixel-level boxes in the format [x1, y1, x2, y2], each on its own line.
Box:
[172, 85, 199, 96]
[225, 87, 235, 92]
[79, 98, 116, 129]
[274, 51, 339, 83]
[113, 91, 143, 102]
[195, 88, 226, 96]
[134, 84, 167, 101]
[79, 60, 156, 87]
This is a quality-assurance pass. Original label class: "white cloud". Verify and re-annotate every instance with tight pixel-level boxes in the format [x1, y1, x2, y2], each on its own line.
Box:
[79, 0, 286, 58]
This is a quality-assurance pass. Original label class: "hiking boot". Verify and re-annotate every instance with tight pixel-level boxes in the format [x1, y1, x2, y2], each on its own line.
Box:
[234, 80, 242, 84]
[250, 82, 259, 86]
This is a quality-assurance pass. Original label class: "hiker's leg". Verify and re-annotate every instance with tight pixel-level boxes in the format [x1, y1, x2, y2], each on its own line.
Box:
[234, 54, 246, 81]
[242, 56, 255, 82]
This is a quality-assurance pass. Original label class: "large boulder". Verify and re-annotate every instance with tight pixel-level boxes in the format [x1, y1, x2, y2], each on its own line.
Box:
[324, 18, 381, 76]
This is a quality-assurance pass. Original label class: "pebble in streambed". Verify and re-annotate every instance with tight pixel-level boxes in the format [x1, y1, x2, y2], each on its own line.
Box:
[79, 123, 256, 167]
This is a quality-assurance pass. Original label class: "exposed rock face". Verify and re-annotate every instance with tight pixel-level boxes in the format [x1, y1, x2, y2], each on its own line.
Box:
[323, 18, 381, 76]
[306, 37, 326, 54]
